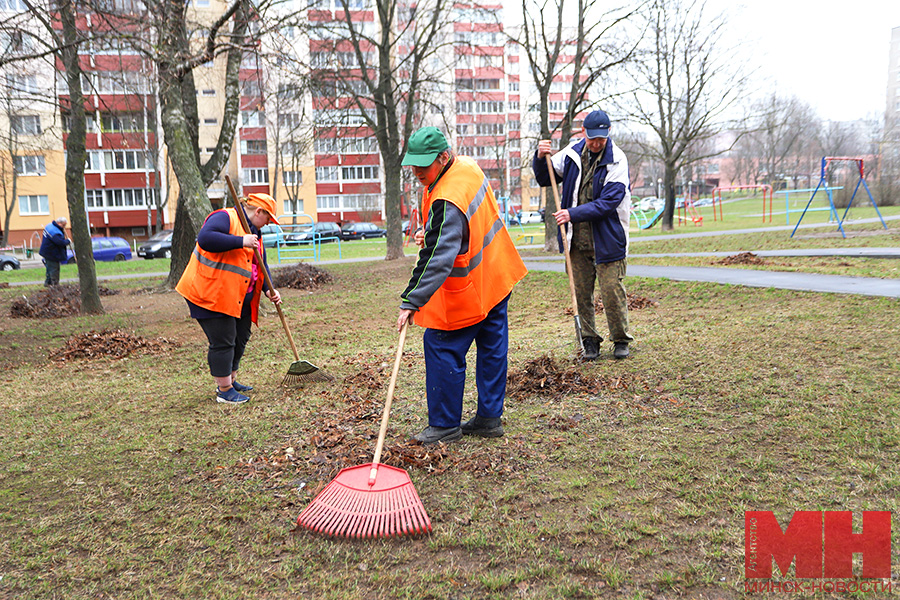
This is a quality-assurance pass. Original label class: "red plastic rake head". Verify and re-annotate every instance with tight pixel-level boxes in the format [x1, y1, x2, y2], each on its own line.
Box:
[296, 463, 431, 539]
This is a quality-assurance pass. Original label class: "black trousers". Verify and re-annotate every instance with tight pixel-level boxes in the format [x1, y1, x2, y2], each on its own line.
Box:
[197, 305, 253, 378]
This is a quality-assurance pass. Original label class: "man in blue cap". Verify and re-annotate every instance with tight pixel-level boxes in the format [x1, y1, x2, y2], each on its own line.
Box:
[398, 127, 527, 444]
[532, 109, 634, 360]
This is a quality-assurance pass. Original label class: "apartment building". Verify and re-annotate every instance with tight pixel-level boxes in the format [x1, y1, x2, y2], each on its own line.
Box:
[887, 26, 900, 149]
[1, 6, 67, 247]
[1, 0, 290, 248]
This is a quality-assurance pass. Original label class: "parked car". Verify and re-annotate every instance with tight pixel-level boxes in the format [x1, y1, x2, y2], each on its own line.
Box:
[91, 237, 132, 261]
[291, 221, 343, 244]
[340, 222, 386, 240]
[137, 229, 173, 259]
[260, 224, 297, 247]
[0, 253, 21, 271]
[516, 211, 543, 224]
[61, 236, 133, 263]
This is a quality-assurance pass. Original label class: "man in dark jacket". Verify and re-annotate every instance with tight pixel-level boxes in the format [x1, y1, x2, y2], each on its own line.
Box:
[38, 217, 70, 286]
[532, 109, 634, 360]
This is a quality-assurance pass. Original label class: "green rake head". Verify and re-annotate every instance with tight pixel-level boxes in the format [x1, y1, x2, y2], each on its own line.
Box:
[282, 360, 333, 385]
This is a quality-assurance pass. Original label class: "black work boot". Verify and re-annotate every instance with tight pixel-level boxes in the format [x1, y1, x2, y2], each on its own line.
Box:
[582, 337, 600, 361]
[412, 426, 462, 444]
[461, 415, 504, 438]
[613, 342, 630, 359]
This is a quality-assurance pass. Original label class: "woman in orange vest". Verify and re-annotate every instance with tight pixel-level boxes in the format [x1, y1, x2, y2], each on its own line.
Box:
[398, 127, 527, 444]
[176, 193, 282, 404]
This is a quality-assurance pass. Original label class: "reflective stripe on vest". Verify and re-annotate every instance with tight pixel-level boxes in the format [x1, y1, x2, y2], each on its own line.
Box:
[191, 247, 253, 279]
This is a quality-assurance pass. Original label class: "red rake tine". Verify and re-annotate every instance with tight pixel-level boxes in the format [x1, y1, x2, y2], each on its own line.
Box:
[296, 323, 431, 540]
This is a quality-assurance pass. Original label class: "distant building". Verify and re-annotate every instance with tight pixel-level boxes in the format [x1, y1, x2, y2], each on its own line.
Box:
[886, 26, 900, 150]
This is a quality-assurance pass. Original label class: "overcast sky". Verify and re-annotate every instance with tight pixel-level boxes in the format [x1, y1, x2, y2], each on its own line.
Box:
[715, 0, 900, 122]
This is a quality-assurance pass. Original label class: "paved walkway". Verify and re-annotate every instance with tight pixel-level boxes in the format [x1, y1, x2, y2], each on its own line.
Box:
[523, 260, 899, 298]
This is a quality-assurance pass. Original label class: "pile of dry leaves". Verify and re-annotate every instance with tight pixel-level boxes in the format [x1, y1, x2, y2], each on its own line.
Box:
[716, 251, 768, 265]
[10, 284, 119, 319]
[49, 328, 178, 362]
[506, 355, 644, 400]
[271, 263, 334, 290]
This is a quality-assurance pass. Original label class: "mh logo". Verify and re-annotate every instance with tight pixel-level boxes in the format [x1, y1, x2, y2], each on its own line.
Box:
[745, 511, 892, 579]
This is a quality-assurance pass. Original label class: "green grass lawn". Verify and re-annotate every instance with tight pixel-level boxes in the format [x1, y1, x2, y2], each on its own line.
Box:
[0, 250, 897, 598]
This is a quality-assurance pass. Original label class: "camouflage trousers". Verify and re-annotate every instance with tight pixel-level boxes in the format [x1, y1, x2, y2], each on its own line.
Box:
[568, 249, 633, 344]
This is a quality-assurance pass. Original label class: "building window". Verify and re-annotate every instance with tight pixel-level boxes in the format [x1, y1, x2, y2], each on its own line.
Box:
[475, 123, 504, 135]
[508, 81, 519, 92]
[87, 188, 155, 208]
[10, 115, 40, 135]
[100, 113, 149, 132]
[18, 194, 48, 215]
[317, 194, 341, 209]
[241, 110, 265, 127]
[0, 0, 28, 12]
[240, 139, 267, 154]
[508, 101, 520, 111]
[341, 165, 379, 181]
[283, 198, 303, 213]
[241, 80, 261, 96]
[13, 155, 45, 175]
[282, 170, 302, 185]
[278, 112, 300, 128]
[315, 166, 339, 181]
[6, 73, 38, 95]
[243, 168, 269, 184]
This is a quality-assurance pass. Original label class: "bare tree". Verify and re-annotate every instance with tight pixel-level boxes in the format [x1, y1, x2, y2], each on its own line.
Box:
[302, 0, 454, 260]
[4, 0, 105, 312]
[620, 0, 746, 230]
[512, 0, 638, 250]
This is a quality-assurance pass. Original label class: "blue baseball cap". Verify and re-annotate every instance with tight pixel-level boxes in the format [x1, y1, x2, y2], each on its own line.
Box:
[583, 110, 611, 139]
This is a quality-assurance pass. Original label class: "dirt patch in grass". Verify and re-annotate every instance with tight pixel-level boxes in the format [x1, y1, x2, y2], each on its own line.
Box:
[9, 284, 120, 318]
[715, 251, 768, 265]
[563, 291, 661, 315]
[271, 263, 334, 290]
[48, 328, 179, 362]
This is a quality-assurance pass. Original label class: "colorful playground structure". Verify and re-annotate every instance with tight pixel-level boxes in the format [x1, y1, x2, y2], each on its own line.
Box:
[711, 185, 774, 223]
[790, 157, 888, 238]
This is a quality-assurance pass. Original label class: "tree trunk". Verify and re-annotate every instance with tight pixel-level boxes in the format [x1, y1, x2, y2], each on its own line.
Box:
[59, 0, 103, 313]
[161, 74, 213, 288]
[661, 164, 677, 230]
[382, 149, 405, 260]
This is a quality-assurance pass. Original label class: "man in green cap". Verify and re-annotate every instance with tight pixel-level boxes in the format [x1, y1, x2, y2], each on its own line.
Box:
[396, 127, 527, 444]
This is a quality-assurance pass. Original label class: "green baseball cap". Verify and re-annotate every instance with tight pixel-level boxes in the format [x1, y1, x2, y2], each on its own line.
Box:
[402, 127, 450, 167]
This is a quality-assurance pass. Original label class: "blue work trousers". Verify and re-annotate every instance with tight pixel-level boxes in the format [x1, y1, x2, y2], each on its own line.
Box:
[423, 294, 510, 428]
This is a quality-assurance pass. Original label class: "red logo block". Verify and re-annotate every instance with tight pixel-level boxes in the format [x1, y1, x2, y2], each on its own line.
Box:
[746, 511, 891, 579]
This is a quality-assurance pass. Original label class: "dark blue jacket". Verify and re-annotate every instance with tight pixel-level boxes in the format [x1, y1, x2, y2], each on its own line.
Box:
[38, 220, 70, 263]
[532, 137, 631, 264]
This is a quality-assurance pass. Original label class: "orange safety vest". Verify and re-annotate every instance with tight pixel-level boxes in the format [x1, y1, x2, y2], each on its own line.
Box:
[176, 208, 265, 323]
[416, 156, 528, 330]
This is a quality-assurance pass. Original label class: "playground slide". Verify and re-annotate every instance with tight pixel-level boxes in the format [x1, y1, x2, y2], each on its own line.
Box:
[640, 207, 665, 230]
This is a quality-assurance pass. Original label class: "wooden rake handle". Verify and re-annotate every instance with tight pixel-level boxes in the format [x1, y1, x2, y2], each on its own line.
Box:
[224, 175, 300, 362]
[369, 320, 408, 486]
[546, 155, 581, 323]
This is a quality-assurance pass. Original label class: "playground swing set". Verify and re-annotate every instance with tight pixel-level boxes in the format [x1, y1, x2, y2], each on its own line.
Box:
[789, 156, 888, 238]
